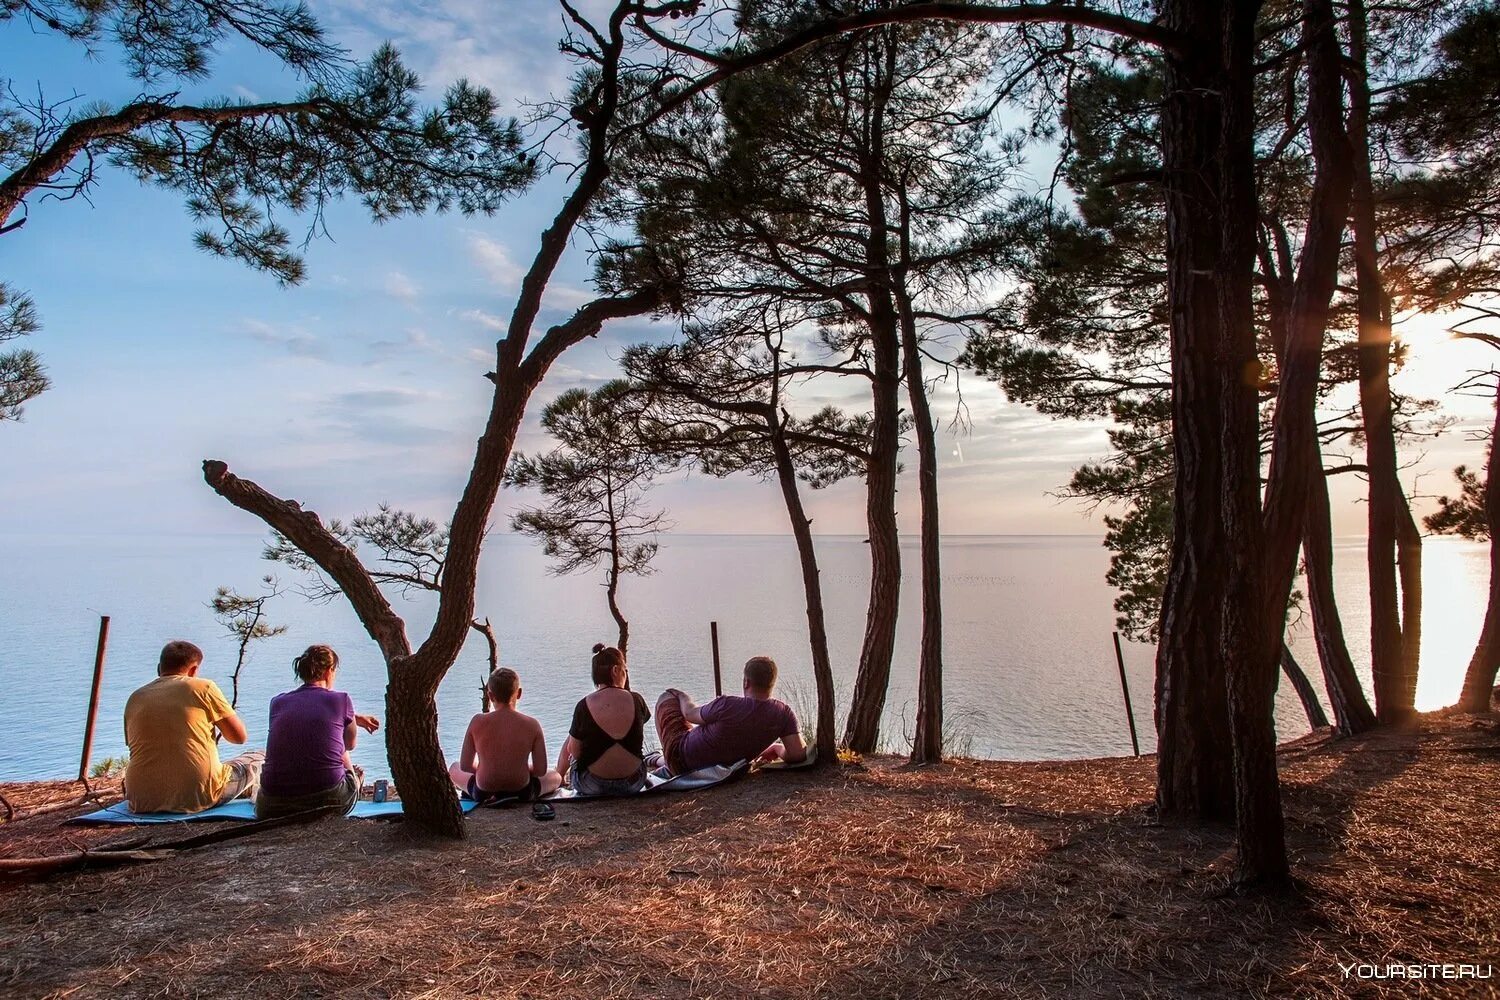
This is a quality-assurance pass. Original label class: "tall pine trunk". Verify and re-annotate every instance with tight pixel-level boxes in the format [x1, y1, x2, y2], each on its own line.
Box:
[843, 322, 902, 753]
[843, 39, 902, 754]
[1153, 0, 1240, 823]
[769, 413, 839, 759]
[1459, 388, 1500, 711]
[1233, 0, 1354, 886]
[1305, 468, 1378, 732]
[1347, 0, 1421, 722]
[897, 282, 944, 765]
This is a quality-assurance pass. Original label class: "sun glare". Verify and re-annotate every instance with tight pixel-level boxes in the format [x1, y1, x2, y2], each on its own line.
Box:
[1391, 309, 1500, 418]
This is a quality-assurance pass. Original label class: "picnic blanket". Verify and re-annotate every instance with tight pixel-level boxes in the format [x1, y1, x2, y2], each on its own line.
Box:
[73, 751, 806, 823]
[71, 797, 482, 825]
[475, 750, 813, 807]
[758, 747, 819, 771]
[483, 759, 750, 806]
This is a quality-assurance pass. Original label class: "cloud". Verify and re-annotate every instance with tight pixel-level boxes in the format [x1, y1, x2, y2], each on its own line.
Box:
[384, 269, 420, 303]
[468, 233, 523, 288]
[543, 283, 599, 312]
[366, 328, 457, 364]
[239, 318, 327, 360]
[459, 308, 507, 332]
[333, 387, 435, 409]
[315, 385, 457, 448]
[545, 362, 610, 387]
[319, 0, 581, 113]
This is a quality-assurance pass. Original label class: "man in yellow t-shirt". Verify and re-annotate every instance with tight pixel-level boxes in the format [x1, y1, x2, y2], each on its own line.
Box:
[123, 640, 263, 813]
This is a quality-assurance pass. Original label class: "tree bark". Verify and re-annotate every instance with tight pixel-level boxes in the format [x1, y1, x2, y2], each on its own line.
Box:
[842, 37, 903, 755]
[1232, 0, 1354, 887]
[203, 461, 411, 661]
[1153, 0, 1240, 823]
[901, 329, 944, 765]
[607, 570, 630, 659]
[842, 325, 901, 755]
[895, 194, 944, 766]
[1347, 0, 1420, 723]
[1305, 469, 1378, 733]
[1279, 644, 1330, 730]
[769, 411, 839, 760]
[1459, 387, 1500, 711]
[385, 665, 464, 839]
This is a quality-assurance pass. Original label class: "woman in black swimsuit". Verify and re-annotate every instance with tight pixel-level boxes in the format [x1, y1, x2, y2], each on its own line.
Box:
[555, 644, 651, 796]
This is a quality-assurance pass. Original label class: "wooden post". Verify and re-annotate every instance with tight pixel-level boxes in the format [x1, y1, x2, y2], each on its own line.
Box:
[710, 621, 723, 697]
[1112, 631, 1141, 757]
[78, 615, 110, 781]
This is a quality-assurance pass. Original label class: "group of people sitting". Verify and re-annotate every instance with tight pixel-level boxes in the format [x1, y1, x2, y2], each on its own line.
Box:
[448, 643, 807, 803]
[121, 639, 806, 817]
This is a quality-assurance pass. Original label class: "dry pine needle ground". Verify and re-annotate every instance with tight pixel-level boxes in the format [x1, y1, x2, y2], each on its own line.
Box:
[1, 713, 1497, 999]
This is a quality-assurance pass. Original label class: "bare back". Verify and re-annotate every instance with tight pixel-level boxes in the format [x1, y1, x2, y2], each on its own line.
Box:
[582, 687, 645, 779]
[466, 707, 544, 793]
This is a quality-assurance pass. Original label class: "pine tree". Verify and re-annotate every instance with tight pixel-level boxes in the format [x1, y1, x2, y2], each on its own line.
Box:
[505, 382, 668, 657]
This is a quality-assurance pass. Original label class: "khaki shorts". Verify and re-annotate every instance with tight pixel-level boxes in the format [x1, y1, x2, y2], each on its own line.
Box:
[215, 750, 266, 805]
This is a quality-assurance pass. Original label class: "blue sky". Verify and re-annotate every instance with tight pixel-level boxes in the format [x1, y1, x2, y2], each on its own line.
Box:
[1, 0, 1492, 543]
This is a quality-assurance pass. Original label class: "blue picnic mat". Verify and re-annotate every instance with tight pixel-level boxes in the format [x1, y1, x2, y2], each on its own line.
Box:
[75, 757, 772, 822]
[72, 797, 481, 825]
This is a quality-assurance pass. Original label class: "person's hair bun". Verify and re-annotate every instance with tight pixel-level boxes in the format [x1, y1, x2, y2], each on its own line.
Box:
[592, 642, 606, 654]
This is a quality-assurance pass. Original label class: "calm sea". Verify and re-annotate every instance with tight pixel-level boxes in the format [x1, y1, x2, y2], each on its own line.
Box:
[0, 532, 1485, 781]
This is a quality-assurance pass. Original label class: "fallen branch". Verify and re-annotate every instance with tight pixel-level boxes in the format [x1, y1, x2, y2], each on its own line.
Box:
[0, 784, 107, 825]
[0, 805, 343, 880]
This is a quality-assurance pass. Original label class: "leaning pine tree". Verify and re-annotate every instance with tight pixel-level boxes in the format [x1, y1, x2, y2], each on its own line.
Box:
[203, 3, 690, 836]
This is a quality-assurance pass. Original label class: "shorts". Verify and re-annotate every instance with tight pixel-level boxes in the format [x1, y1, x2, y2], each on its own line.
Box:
[467, 773, 539, 804]
[254, 768, 359, 819]
[570, 761, 648, 797]
[216, 750, 266, 805]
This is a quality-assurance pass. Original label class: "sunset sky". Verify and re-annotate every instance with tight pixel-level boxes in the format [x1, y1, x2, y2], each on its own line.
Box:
[2, 0, 1494, 542]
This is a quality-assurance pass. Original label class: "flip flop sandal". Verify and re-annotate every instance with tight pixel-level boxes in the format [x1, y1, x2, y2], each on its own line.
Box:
[532, 802, 556, 822]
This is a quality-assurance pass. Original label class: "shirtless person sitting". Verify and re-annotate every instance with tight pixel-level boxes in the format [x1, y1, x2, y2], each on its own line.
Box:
[655, 655, 808, 775]
[123, 640, 263, 814]
[448, 667, 563, 803]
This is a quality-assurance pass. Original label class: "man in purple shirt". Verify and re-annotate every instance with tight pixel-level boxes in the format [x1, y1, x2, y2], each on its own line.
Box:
[655, 655, 808, 775]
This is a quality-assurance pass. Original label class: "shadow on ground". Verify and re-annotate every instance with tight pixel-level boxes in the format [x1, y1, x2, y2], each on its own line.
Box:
[2, 716, 1497, 999]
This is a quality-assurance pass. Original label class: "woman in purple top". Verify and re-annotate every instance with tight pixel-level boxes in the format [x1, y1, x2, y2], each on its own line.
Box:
[255, 645, 379, 818]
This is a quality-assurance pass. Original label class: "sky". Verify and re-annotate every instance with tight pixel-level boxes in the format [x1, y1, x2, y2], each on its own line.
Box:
[1, 0, 1495, 545]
